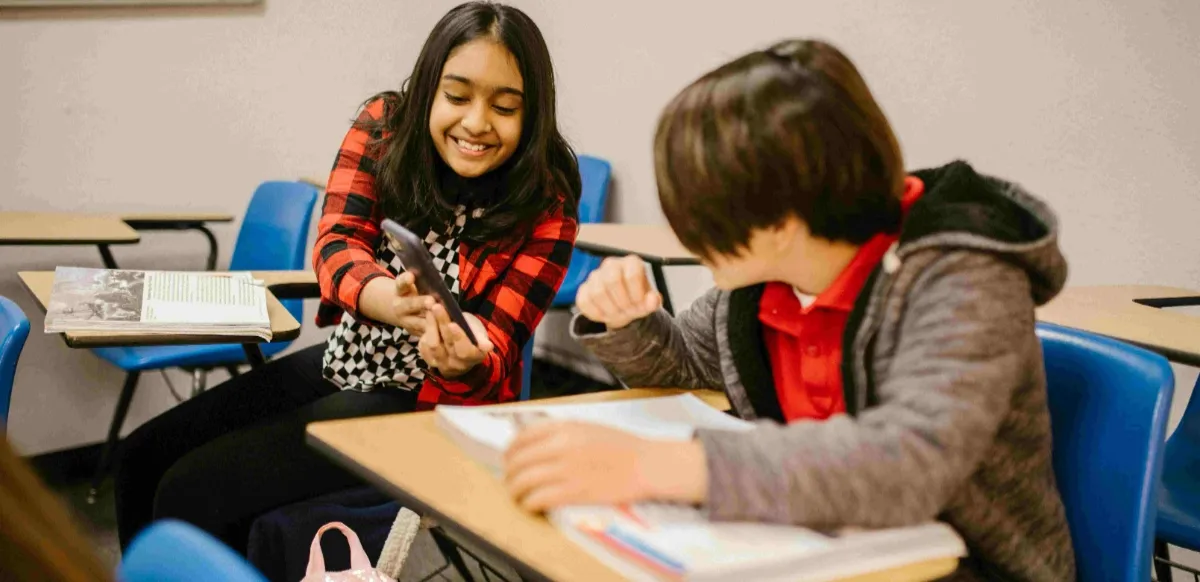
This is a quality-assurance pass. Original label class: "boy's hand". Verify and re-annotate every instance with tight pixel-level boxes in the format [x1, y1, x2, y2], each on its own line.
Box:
[502, 421, 708, 512]
[576, 255, 662, 330]
[419, 305, 494, 378]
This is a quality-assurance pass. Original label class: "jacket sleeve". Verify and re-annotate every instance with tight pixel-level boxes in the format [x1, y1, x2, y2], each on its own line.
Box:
[697, 251, 1037, 529]
[427, 202, 578, 398]
[312, 99, 391, 319]
[570, 287, 725, 391]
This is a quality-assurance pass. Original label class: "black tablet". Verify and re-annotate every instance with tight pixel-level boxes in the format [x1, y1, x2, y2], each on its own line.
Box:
[380, 219, 479, 346]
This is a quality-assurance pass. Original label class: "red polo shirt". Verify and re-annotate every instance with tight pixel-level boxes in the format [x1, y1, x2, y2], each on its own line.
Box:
[758, 177, 924, 422]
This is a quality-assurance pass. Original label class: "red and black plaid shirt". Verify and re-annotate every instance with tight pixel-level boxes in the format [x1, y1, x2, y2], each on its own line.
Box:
[313, 99, 578, 410]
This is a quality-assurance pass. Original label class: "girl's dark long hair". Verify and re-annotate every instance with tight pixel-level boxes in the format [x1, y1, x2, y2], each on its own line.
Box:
[361, 2, 580, 241]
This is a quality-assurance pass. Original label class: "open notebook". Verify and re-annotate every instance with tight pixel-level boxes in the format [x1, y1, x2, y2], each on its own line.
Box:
[44, 267, 272, 340]
[436, 394, 966, 581]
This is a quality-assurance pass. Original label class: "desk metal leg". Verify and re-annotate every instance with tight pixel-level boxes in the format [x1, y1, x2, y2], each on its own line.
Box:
[242, 344, 267, 368]
[97, 244, 120, 269]
[430, 527, 476, 582]
[651, 264, 675, 315]
[89, 371, 139, 504]
[1155, 539, 1175, 582]
[197, 225, 219, 271]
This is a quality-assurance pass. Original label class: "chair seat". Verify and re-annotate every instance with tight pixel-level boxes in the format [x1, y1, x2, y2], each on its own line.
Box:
[92, 340, 293, 372]
[1158, 473, 1200, 548]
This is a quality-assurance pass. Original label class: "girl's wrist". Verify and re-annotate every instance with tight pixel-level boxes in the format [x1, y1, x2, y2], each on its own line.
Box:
[357, 277, 400, 326]
[437, 357, 482, 379]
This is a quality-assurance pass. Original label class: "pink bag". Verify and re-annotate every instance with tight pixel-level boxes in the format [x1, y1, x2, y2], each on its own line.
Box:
[300, 522, 397, 582]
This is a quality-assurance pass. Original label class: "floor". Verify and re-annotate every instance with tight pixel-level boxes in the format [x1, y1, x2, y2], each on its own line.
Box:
[47, 359, 613, 581]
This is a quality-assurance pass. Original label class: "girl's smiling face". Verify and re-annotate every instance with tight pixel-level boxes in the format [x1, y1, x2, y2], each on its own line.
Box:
[429, 38, 525, 178]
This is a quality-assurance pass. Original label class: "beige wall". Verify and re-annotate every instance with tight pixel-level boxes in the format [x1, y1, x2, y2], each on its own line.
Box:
[2, 0, 1198, 454]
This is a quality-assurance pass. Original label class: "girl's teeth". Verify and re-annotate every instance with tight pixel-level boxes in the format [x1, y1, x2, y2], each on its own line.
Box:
[456, 138, 487, 152]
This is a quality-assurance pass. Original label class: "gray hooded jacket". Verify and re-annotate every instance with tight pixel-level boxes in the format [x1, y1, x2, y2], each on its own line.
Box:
[572, 161, 1076, 581]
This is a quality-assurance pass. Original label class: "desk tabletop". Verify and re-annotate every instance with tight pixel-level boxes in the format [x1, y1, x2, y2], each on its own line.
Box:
[0, 212, 140, 246]
[18, 270, 303, 348]
[256, 269, 319, 299]
[306, 388, 957, 582]
[117, 212, 235, 227]
[576, 224, 699, 266]
[1037, 285, 1200, 365]
[300, 176, 327, 190]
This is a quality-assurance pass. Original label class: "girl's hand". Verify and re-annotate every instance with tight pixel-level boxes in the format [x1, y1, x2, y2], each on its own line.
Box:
[576, 255, 662, 330]
[392, 272, 435, 336]
[419, 304, 495, 378]
[502, 421, 708, 512]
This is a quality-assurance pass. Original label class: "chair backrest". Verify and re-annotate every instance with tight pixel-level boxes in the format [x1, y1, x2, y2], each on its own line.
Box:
[0, 296, 30, 427]
[228, 181, 320, 324]
[120, 519, 268, 582]
[554, 155, 612, 304]
[576, 155, 612, 225]
[1163, 373, 1200, 482]
[1037, 322, 1174, 582]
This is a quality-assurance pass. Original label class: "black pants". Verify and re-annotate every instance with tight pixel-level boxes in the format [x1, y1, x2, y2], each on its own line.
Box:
[114, 343, 417, 554]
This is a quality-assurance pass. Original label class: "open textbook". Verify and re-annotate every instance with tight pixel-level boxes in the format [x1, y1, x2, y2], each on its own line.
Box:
[44, 267, 272, 340]
[436, 394, 966, 581]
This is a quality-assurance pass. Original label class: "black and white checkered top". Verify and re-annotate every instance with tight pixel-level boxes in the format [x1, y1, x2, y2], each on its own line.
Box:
[321, 205, 483, 391]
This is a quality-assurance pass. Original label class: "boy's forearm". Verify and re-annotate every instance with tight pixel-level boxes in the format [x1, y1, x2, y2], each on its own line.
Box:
[572, 310, 713, 389]
[572, 288, 725, 390]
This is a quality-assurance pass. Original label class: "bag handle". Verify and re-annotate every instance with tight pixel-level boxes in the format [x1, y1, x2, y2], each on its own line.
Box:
[305, 521, 375, 576]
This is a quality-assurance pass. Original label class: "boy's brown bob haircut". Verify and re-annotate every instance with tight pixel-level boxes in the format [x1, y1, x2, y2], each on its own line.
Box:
[654, 39, 905, 260]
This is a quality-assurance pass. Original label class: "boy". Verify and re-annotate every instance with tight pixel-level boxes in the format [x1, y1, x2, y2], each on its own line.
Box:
[503, 39, 1075, 581]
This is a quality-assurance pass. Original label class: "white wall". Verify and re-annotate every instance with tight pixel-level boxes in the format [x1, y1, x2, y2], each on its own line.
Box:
[2, 0, 1198, 454]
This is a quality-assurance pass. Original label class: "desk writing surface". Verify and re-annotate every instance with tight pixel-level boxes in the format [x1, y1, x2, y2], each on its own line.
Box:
[254, 269, 317, 289]
[300, 176, 328, 190]
[307, 388, 956, 582]
[0, 212, 140, 245]
[1037, 285, 1200, 364]
[117, 212, 235, 225]
[575, 224, 699, 265]
[17, 270, 302, 348]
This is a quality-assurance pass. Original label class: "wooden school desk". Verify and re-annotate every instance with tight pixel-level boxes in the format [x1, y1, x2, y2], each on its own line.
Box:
[307, 388, 959, 582]
[118, 212, 235, 271]
[0, 211, 233, 269]
[0, 211, 140, 268]
[575, 224, 700, 315]
[1037, 285, 1200, 366]
[17, 269, 306, 366]
[300, 176, 327, 190]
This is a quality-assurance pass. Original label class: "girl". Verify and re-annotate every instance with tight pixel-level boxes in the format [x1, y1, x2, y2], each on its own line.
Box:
[502, 39, 1075, 581]
[115, 1, 580, 554]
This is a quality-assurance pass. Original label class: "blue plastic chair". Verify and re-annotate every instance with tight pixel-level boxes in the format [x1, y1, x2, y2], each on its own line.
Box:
[85, 180, 320, 502]
[1156, 373, 1200, 577]
[120, 519, 268, 582]
[1037, 322, 1175, 582]
[552, 155, 612, 307]
[0, 296, 31, 427]
[525, 155, 610, 400]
